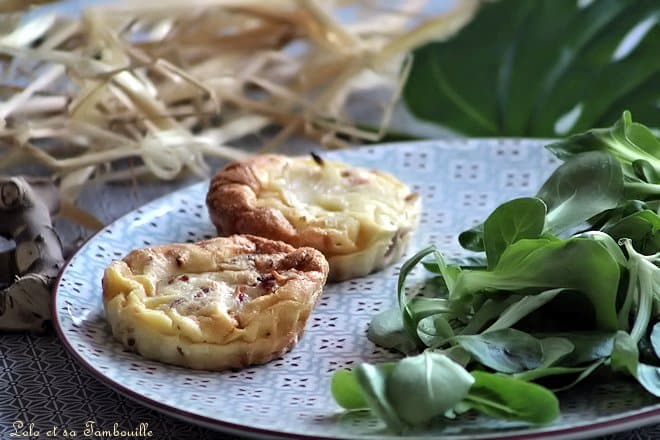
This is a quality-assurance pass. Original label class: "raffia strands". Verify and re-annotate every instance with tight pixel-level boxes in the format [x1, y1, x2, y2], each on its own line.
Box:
[0, 0, 480, 202]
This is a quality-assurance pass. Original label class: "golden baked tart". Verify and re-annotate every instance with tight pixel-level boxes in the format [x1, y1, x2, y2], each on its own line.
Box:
[102, 235, 329, 370]
[206, 154, 421, 281]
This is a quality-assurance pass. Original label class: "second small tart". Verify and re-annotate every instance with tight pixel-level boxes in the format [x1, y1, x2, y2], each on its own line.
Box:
[206, 154, 421, 281]
[102, 235, 329, 371]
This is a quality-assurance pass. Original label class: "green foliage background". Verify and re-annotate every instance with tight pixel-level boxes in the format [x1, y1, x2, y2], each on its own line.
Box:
[403, 0, 659, 137]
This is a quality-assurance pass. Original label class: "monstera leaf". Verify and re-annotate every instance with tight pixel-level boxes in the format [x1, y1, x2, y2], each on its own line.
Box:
[403, 0, 660, 137]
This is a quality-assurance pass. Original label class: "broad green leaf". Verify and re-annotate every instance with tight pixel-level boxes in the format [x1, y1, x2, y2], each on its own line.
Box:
[430, 250, 462, 293]
[543, 332, 616, 366]
[540, 337, 575, 368]
[387, 352, 474, 426]
[568, 6, 660, 133]
[458, 223, 485, 253]
[536, 151, 624, 235]
[417, 314, 454, 348]
[448, 255, 488, 269]
[367, 308, 419, 355]
[407, 297, 455, 321]
[459, 151, 627, 253]
[404, 297, 461, 347]
[553, 358, 607, 392]
[651, 323, 660, 358]
[422, 262, 447, 274]
[352, 363, 405, 432]
[599, 72, 660, 130]
[452, 237, 622, 331]
[483, 197, 546, 269]
[443, 346, 472, 368]
[460, 296, 520, 335]
[633, 159, 660, 184]
[602, 210, 660, 255]
[485, 288, 563, 332]
[531, 0, 660, 135]
[637, 363, 660, 397]
[546, 111, 660, 180]
[512, 337, 575, 382]
[400, 250, 466, 342]
[331, 369, 368, 410]
[589, 199, 649, 230]
[571, 231, 628, 267]
[466, 371, 560, 424]
[454, 328, 544, 373]
[403, 1, 533, 135]
[403, 1, 659, 136]
[500, 0, 631, 135]
[611, 331, 640, 377]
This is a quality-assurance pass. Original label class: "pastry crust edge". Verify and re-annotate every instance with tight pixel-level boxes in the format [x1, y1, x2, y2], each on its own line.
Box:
[205, 155, 420, 281]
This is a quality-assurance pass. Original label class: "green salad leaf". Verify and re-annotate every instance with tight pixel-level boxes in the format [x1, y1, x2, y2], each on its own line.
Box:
[465, 372, 560, 424]
[452, 236, 621, 331]
[651, 323, 660, 358]
[536, 151, 624, 234]
[602, 210, 660, 254]
[637, 364, 660, 397]
[485, 288, 563, 332]
[546, 111, 660, 202]
[611, 331, 640, 377]
[330, 369, 368, 410]
[367, 309, 418, 355]
[459, 150, 625, 251]
[552, 359, 608, 392]
[459, 296, 519, 335]
[547, 111, 660, 179]
[352, 363, 405, 432]
[538, 338, 575, 368]
[483, 197, 546, 268]
[397, 246, 438, 342]
[454, 329, 544, 373]
[387, 352, 474, 426]
[332, 113, 659, 432]
[547, 332, 616, 366]
[417, 314, 454, 348]
[331, 356, 560, 428]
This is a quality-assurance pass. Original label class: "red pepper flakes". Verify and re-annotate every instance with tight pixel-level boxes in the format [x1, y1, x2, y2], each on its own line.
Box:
[179, 275, 189, 282]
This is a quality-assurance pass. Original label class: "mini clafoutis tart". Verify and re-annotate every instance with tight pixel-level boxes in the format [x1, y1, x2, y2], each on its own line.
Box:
[206, 154, 420, 281]
[102, 235, 329, 370]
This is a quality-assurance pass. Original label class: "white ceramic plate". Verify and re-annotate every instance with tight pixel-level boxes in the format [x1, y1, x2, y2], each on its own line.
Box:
[54, 139, 660, 439]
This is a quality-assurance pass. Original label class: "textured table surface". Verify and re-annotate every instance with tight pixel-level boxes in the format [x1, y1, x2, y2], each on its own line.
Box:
[2, 138, 659, 440]
[1, 175, 237, 439]
[1, 3, 658, 437]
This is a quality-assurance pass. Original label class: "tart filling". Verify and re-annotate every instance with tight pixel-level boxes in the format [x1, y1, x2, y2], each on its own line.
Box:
[206, 154, 421, 281]
[102, 235, 329, 370]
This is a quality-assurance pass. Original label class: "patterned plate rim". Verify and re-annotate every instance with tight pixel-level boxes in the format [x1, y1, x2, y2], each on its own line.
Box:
[52, 140, 660, 440]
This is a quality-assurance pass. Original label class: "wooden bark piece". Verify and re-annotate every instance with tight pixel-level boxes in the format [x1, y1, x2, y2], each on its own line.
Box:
[0, 176, 63, 332]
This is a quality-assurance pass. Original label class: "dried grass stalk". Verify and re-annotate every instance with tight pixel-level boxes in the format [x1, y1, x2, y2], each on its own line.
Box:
[0, 0, 479, 203]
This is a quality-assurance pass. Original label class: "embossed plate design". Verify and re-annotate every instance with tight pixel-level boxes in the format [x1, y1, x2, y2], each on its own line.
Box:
[54, 140, 660, 439]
